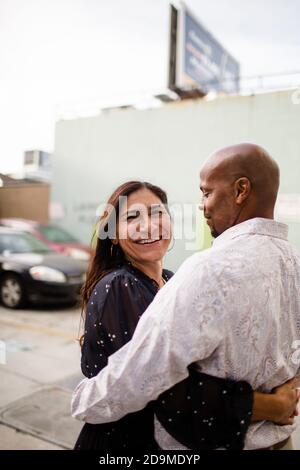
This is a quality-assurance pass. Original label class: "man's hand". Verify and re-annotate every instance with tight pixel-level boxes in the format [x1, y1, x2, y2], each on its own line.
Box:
[252, 378, 299, 424]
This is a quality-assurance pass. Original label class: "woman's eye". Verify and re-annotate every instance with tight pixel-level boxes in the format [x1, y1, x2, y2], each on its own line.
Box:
[152, 206, 167, 215]
[151, 210, 163, 217]
[127, 211, 140, 221]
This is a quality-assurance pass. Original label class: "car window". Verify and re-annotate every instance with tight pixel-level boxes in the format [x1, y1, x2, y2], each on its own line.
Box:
[0, 232, 53, 254]
[39, 225, 77, 243]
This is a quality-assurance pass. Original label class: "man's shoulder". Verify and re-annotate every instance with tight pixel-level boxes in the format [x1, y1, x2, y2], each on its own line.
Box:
[177, 249, 212, 271]
[172, 249, 220, 286]
[173, 235, 300, 284]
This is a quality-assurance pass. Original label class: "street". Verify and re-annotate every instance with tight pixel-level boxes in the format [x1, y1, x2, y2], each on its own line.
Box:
[0, 302, 84, 449]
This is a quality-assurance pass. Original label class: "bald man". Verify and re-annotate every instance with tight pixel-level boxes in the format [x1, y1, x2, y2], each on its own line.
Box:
[72, 143, 300, 450]
[199, 143, 280, 238]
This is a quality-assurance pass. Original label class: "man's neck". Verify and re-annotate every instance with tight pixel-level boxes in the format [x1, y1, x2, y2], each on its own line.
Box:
[237, 210, 274, 226]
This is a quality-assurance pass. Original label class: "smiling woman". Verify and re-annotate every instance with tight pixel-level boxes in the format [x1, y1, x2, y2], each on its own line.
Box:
[115, 187, 172, 287]
[81, 180, 171, 312]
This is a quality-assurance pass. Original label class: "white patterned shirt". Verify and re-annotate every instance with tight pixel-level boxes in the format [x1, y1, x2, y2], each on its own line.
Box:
[72, 218, 300, 449]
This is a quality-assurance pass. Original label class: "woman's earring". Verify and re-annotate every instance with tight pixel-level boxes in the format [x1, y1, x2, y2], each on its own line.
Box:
[111, 240, 119, 257]
[110, 241, 117, 257]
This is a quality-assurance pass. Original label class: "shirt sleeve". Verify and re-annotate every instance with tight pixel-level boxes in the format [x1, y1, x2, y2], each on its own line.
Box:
[71, 253, 226, 424]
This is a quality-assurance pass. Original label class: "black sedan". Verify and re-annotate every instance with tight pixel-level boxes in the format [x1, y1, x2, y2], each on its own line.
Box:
[0, 228, 88, 309]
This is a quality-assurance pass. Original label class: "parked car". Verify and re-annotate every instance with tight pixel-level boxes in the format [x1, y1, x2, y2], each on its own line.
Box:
[0, 227, 88, 309]
[0, 218, 91, 261]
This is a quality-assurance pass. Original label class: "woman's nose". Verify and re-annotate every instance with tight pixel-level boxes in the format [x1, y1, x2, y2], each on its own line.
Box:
[148, 214, 161, 237]
[139, 217, 150, 235]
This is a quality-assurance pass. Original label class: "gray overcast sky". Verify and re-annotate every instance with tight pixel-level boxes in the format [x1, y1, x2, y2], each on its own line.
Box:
[0, 0, 300, 172]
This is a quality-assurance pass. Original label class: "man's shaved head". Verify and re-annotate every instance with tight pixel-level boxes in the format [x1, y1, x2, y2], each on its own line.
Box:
[199, 143, 280, 238]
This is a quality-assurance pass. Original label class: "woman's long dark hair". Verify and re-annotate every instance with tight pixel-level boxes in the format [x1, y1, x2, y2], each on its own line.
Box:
[79, 181, 168, 344]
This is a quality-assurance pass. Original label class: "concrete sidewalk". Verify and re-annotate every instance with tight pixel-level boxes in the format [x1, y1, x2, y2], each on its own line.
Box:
[0, 304, 84, 450]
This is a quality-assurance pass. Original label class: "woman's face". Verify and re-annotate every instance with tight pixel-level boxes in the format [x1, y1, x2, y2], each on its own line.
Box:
[117, 188, 172, 264]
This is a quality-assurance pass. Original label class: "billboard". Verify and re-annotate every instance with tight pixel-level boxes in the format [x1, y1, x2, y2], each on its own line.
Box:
[169, 4, 240, 94]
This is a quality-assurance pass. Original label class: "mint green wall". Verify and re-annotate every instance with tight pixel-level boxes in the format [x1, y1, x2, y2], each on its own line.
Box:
[52, 89, 300, 271]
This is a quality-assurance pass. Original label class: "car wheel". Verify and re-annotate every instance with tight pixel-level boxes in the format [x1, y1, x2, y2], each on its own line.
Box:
[0, 273, 26, 309]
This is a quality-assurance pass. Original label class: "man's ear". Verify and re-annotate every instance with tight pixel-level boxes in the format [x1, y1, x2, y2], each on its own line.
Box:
[234, 177, 251, 204]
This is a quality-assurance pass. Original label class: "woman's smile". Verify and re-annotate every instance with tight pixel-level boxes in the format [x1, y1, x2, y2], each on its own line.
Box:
[135, 236, 163, 245]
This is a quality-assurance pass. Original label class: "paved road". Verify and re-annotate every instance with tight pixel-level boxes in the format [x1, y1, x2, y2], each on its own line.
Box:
[0, 303, 84, 449]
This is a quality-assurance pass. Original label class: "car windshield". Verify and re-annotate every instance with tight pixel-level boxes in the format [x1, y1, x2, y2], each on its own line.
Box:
[39, 225, 77, 243]
[0, 232, 53, 254]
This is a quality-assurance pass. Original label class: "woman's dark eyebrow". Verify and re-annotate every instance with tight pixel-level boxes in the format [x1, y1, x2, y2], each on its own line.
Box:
[122, 204, 164, 217]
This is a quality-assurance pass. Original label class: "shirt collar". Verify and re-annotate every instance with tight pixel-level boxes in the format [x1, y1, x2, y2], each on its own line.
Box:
[212, 217, 289, 248]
